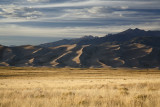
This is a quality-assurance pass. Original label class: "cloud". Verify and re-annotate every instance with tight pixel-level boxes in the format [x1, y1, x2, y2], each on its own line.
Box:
[27, 0, 50, 3]
[0, 5, 43, 19]
[0, 0, 160, 38]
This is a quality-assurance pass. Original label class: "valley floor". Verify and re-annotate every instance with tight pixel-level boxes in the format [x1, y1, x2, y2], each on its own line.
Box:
[0, 67, 160, 107]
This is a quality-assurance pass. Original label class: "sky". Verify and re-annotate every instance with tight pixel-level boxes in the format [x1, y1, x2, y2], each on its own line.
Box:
[0, 0, 160, 38]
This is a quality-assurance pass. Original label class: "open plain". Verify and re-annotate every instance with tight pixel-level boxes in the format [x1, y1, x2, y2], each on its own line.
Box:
[0, 67, 160, 107]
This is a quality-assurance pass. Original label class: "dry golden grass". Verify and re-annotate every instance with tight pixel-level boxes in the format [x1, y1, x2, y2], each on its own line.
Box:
[0, 67, 160, 107]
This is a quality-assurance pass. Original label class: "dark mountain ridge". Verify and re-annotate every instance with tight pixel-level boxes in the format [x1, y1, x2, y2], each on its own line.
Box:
[0, 28, 160, 68]
[39, 28, 160, 47]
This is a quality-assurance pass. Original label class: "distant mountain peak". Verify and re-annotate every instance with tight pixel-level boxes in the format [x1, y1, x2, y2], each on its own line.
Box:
[124, 28, 144, 32]
[134, 28, 141, 30]
[117, 28, 146, 36]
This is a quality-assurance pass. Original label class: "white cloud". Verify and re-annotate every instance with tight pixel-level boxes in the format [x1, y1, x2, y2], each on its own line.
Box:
[87, 7, 102, 14]
[27, 0, 50, 3]
[0, 5, 43, 19]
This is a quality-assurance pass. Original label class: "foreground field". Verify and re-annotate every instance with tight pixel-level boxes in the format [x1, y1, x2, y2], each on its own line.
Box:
[0, 67, 160, 107]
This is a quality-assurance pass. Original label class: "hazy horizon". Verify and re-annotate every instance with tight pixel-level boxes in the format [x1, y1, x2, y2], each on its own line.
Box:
[0, 36, 71, 46]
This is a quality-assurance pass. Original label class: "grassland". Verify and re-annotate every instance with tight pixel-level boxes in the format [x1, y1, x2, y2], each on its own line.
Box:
[0, 67, 160, 107]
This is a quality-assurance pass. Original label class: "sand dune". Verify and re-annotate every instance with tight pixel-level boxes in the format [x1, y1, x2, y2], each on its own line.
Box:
[143, 48, 153, 53]
[72, 45, 89, 64]
[49, 44, 76, 51]
[132, 43, 153, 55]
[128, 43, 147, 50]
[32, 48, 42, 54]
[22, 45, 35, 50]
[134, 43, 146, 48]
[105, 45, 120, 51]
[66, 44, 77, 51]
[50, 51, 72, 66]
[0, 62, 9, 66]
[106, 45, 119, 48]
[50, 44, 77, 66]
[114, 57, 125, 64]
[29, 58, 34, 64]
[97, 60, 110, 68]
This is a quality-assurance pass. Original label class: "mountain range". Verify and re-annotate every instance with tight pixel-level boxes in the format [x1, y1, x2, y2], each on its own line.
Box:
[0, 28, 160, 68]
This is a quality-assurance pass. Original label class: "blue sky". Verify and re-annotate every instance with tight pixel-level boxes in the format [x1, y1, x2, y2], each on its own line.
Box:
[0, 0, 160, 38]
